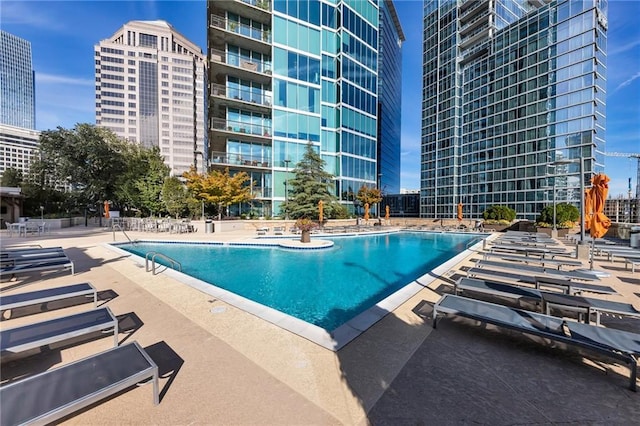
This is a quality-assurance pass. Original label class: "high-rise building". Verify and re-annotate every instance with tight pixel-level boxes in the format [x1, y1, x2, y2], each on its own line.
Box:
[207, 0, 387, 217]
[421, 0, 607, 220]
[95, 20, 207, 176]
[378, 0, 405, 195]
[0, 124, 40, 178]
[0, 30, 36, 129]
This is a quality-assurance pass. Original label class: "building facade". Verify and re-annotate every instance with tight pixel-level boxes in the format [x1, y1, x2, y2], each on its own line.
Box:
[0, 124, 40, 178]
[377, 0, 404, 195]
[0, 30, 36, 129]
[421, 0, 607, 220]
[604, 197, 640, 224]
[207, 0, 386, 217]
[95, 20, 207, 176]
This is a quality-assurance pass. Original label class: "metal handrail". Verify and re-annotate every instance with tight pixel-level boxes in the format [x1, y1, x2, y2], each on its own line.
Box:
[145, 251, 182, 275]
[112, 223, 133, 243]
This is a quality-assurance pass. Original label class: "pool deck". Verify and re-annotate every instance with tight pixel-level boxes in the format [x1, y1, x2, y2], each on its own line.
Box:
[1, 224, 639, 424]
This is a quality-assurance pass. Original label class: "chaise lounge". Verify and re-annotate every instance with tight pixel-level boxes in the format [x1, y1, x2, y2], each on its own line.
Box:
[0, 341, 159, 425]
[0, 282, 97, 319]
[432, 294, 640, 391]
[0, 307, 118, 361]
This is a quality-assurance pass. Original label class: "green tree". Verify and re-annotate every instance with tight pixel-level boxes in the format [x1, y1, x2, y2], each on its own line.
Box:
[482, 205, 516, 221]
[283, 143, 340, 220]
[183, 166, 253, 219]
[161, 176, 188, 218]
[1, 167, 23, 187]
[116, 145, 170, 216]
[537, 203, 579, 227]
[29, 124, 128, 214]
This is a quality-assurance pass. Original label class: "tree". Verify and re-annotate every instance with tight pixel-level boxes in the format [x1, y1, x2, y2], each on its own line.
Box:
[283, 143, 340, 220]
[30, 124, 128, 212]
[161, 176, 189, 218]
[482, 205, 516, 221]
[537, 203, 579, 227]
[116, 145, 170, 216]
[356, 186, 382, 206]
[183, 167, 253, 219]
[1, 167, 23, 187]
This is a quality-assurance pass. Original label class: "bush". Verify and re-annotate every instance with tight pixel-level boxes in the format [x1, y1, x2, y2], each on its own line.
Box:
[536, 203, 579, 228]
[482, 205, 516, 222]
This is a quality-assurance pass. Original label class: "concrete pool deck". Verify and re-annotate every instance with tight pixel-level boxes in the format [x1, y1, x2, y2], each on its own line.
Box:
[1, 224, 639, 424]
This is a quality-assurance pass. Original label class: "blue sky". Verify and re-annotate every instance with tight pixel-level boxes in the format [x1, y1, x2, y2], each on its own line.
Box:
[2, 0, 639, 196]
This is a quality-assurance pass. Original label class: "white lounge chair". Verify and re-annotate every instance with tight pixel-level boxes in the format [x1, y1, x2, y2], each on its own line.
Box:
[0, 257, 75, 279]
[0, 307, 118, 360]
[0, 341, 159, 425]
[0, 283, 97, 318]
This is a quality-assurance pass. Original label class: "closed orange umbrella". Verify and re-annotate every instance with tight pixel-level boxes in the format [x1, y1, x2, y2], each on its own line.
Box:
[364, 203, 370, 221]
[385, 205, 390, 220]
[589, 173, 611, 238]
[318, 200, 323, 223]
[104, 200, 110, 219]
[457, 202, 463, 221]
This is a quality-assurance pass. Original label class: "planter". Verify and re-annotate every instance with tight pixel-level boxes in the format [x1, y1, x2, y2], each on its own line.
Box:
[300, 230, 311, 243]
[536, 227, 569, 238]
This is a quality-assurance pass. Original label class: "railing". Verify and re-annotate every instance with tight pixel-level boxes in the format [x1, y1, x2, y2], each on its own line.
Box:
[210, 117, 272, 137]
[210, 48, 272, 74]
[210, 83, 272, 107]
[145, 251, 182, 275]
[211, 151, 271, 169]
[240, 0, 271, 10]
[209, 15, 272, 43]
[112, 222, 133, 243]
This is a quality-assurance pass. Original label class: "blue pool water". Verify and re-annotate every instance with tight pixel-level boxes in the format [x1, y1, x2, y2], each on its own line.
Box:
[118, 232, 479, 331]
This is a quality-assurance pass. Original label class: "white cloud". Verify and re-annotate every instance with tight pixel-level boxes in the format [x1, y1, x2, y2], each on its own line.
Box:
[0, 1, 66, 31]
[613, 71, 640, 93]
[36, 73, 94, 87]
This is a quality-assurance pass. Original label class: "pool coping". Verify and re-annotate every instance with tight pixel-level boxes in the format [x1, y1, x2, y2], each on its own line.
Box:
[104, 232, 486, 351]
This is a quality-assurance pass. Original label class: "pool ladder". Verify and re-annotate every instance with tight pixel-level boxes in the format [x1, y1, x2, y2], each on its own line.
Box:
[145, 251, 182, 275]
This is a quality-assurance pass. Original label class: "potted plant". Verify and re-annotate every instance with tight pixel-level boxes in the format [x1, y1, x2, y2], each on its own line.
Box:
[295, 218, 317, 243]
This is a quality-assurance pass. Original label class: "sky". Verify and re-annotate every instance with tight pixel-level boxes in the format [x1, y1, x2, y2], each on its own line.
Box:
[2, 0, 639, 196]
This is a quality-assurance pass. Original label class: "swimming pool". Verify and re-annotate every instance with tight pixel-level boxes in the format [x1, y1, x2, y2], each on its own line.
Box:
[114, 231, 481, 348]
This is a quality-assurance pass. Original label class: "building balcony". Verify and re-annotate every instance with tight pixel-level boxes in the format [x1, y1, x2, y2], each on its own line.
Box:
[210, 117, 272, 139]
[459, 10, 490, 35]
[210, 83, 272, 109]
[209, 48, 272, 83]
[458, 0, 488, 23]
[211, 151, 272, 171]
[209, 14, 272, 44]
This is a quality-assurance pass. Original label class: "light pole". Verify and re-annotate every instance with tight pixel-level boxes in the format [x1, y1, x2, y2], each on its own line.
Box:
[284, 158, 291, 220]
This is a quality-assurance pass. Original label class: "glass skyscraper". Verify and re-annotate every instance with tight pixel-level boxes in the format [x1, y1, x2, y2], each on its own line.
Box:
[207, 0, 396, 217]
[0, 30, 35, 129]
[421, 0, 607, 220]
[94, 21, 207, 176]
[378, 0, 404, 195]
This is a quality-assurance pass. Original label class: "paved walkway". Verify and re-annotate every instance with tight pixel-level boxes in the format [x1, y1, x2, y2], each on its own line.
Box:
[1, 225, 639, 425]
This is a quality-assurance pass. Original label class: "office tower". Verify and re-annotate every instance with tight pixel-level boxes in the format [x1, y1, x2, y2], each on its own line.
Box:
[378, 0, 405, 195]
[95, 20, 207, 175]
[0, 30, 36, 129]
[207, 0, 385, 217]
[421, 0, 607, 220]
[0, 124, 40, 178]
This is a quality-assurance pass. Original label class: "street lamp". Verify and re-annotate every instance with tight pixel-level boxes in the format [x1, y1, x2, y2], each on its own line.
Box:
[552, 158, 586, 244]
[284, 158, 291, 220]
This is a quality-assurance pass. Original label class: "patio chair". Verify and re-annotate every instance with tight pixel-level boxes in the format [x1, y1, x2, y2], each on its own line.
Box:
[455, 277, 636, 325]
[432, 294, 640, 391]
[0, 251, 68, 267]
[0, 307, 118, 360]
[0, 257, 75, 279]
[473, 259, 600, 281]
[0, 282, 97, 318]
[0, 341, 159, 425]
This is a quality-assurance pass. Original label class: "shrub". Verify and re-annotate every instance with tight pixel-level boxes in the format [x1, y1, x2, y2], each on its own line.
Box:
[482, 205, 516, 222]
[536, 203, 579, 227]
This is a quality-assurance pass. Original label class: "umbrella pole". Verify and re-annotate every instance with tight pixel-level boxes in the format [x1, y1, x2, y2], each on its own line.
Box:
[590, 238, 595, 270]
